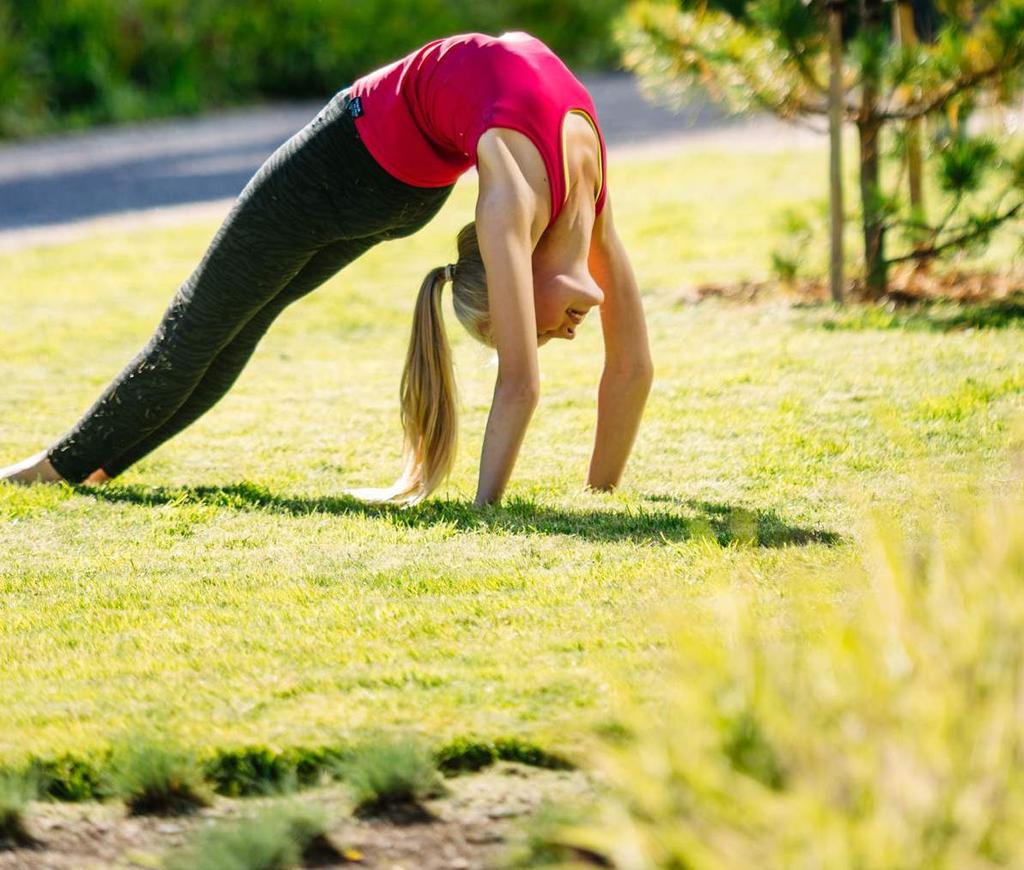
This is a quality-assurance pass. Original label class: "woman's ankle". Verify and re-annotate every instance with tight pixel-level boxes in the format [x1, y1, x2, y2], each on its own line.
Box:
[84, 468, 112, 485]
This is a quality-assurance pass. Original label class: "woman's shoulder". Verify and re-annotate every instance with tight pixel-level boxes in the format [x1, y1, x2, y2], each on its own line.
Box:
[476, 130, 551, 239]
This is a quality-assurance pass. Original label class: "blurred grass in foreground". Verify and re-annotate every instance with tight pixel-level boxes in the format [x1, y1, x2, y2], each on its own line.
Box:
[547, 491, 1024, 868]
[0, 141, 1021, 767]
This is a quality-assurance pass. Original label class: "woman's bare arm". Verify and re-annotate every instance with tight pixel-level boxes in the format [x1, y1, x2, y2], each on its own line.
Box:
[586, 198, 654, 491]
[473, 135, 543, 506]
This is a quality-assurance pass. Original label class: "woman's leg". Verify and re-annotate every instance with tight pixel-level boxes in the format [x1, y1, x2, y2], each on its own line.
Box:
[99, 236, 376, 477]
[11, 90, 454, 485]
[44, 100, 365, 484]
[46, 225, 313, 481]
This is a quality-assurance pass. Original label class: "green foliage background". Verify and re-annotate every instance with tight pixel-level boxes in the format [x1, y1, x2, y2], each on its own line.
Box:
[0, 0, 625, 138]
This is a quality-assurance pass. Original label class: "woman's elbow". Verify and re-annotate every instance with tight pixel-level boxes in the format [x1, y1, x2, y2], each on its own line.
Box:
[609, 355, 654, 386]
[635, 355, 654, 385]
[496, 374, 541, 407]
[632, 361, 654, 402]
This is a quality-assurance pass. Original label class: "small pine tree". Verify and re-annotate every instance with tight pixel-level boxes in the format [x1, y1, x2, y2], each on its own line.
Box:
[618, 0, 1024, 297]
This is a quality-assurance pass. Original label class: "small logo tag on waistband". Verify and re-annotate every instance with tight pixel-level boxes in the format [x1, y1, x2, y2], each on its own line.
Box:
[347, 97, 364, 119]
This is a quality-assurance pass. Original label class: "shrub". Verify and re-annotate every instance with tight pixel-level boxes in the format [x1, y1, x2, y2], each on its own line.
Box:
[552, 495, 1024, 867]
[13, 738, 567, 805]
[339, 735, 447, 819]
[108, 739, 211, 816]
[163, 803, 346, 870]
[768, 207, 819, 287]
[0, 771, 37, 849]
[435, 738, 500, 774]
[25, 753, 104, 802]
[436, 737, 574, 774]
[1, 0, 626, 139]
[202, 745, 297, 798]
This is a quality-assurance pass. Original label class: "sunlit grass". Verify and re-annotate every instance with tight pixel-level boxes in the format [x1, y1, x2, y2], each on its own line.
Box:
[550, 495, 1024, 868]
[0, 141, 1021, 768]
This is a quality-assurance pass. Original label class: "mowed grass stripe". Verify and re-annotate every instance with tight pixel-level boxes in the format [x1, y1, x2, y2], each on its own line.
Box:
[1, 143, 1021, 762]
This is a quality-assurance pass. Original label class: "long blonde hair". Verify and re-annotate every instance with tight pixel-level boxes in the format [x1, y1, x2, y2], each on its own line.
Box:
[374, 222, 490, 505]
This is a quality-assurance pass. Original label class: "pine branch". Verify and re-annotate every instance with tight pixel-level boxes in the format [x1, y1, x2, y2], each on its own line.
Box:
[686, 35, 829, 119]
[891, 193, 964, 238]
[881, 58, 1022, 121]
[776, 25, 829, 97]
[626, 4, 862, 122]
[885, 199, 1024, 264]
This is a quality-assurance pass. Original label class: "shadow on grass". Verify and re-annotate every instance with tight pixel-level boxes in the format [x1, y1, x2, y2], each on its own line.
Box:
[81, 481, 840, 548]
[811, 293, 1024, 332]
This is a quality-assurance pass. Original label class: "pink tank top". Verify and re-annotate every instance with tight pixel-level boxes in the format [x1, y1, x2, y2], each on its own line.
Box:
[350, 32, 608, 227]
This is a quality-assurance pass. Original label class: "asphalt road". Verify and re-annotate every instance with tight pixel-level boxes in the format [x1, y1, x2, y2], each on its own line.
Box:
[0, 74, 733, 233]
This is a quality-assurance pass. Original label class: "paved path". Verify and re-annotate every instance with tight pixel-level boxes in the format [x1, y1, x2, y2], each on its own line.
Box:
[0, 74, 819, 249]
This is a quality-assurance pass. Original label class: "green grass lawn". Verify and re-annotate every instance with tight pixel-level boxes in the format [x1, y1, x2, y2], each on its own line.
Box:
[1, 139, 1022, 769]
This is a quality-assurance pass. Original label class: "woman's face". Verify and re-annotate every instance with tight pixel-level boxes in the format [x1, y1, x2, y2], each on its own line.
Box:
[533, 271, 604, 345]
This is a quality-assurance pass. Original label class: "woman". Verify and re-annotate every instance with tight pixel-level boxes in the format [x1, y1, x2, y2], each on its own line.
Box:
[1, 31, 652, 506]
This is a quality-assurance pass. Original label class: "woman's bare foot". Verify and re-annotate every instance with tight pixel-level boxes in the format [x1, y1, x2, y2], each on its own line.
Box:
[84, 469, 111, 485]
[0, 450, 66, 485]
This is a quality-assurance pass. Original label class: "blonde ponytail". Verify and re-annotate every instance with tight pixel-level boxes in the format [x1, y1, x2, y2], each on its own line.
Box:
[350, 223, 489, 506]
[369, 267, 457, 505]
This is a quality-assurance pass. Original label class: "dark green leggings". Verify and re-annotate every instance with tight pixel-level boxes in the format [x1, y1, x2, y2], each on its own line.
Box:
[47, 91, 454, 483]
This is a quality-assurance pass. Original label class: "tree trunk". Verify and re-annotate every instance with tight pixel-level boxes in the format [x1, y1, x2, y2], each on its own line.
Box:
[828, 0, 845, 304]
[858, 116, 886, 297]
[859, 0, 888, 298]
[896, 0, 925, 219]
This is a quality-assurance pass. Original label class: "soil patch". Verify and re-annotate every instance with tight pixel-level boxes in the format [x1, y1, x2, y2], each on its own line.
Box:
[0, 763, 591, 869]
[682, 267, 1024, 307]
